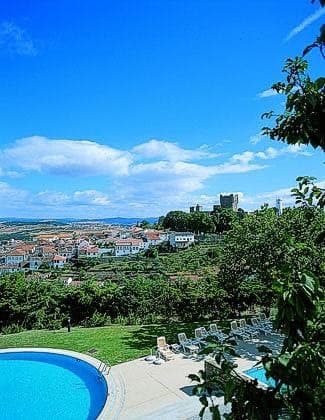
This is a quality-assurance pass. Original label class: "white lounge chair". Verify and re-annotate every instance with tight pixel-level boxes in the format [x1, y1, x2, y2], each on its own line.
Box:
[239, 319, 259, 337]
[230, 320, 250, 340]
[194, 328, 208, 346]
[209, 323, 227, 342]
[251, 317, 271, 334]
[200, 326, 210, 338]
[157, 336, 174, 361]
[259, 313, 272, 328]
[178, 332, 200, 354]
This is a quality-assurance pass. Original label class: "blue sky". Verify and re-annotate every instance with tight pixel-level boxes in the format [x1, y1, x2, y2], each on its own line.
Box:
[0, 0, 324, 218]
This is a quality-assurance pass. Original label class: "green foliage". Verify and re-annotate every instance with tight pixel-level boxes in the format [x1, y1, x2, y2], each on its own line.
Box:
[0, 246, 228, 331]
[162, 210, 190, 231]
[262, 57, 325, 151]
[291, 175, 325, 208]
[217, 204, 325, 313]
[162, 208, 239, 233]
[81, 311, 111, 328]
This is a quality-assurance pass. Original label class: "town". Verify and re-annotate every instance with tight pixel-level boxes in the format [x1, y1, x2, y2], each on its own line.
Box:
[0, 192, 286, 277]
[0, 220, 196, 275]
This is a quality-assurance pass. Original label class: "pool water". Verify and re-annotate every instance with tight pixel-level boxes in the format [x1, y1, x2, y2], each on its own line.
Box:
[0, 351, 108, 420]
[243, 367, 276, 387]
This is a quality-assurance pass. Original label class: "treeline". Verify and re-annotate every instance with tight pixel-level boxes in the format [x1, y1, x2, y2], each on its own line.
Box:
[0, 274, 232, 332]
[160, 208, 244, 233]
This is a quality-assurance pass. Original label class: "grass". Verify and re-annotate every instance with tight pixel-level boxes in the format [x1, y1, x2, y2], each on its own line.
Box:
[0, 321, 221, 365]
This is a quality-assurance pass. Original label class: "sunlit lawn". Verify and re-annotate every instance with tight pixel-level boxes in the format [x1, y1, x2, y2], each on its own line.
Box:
[0, 321, 225, 365]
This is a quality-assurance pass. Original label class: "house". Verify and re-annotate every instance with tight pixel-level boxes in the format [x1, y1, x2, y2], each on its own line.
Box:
[29, 257, 43, 271]
[5, 250, 26, 266]
[18, 244, 36, 255]
[39, 245, 57, 258]
[115, 239, 145, 257]
[52, 255, 67, 269]
[144, 231, 163, 247]
[77, 239, 90, 251]
[0, 264, 22, 274]
[169, 232, 195, 249]
[58, 246, 76, 260]
[85, 246, 99, 258]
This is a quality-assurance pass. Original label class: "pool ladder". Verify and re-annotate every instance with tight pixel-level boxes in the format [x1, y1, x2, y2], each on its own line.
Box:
[98, 361, 111, 376]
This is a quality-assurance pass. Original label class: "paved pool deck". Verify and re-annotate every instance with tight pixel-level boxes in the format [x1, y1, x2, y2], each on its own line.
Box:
[109, 333, 283, 419]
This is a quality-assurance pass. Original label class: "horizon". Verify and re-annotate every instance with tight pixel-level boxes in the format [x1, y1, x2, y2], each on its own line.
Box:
[1, 1, 324, 218]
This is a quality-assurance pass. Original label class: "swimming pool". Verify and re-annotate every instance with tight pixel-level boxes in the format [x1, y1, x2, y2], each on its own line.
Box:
[0, 350, 108, 420]
[243, 366, 276, 387]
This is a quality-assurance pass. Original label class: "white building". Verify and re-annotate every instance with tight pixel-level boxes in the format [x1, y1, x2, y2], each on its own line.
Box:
[169, 232, 195, 249]
[5, 251, 26, 266]
[276, 198, 283, 216]
[0, 264, 22, 274]
[29, 257, 43, 271]
[58, 246, 76, 260]
[144, 232, 164, 247]
[85, 246, 99, 258]
[52, 255, 67, 269]
[115, 239, 145, 257]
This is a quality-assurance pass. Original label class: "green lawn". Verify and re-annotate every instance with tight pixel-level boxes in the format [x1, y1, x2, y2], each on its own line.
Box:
[0, 322, 214, 365]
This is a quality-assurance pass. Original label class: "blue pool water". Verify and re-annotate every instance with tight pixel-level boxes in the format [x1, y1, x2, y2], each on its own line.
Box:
[243, 367, 276, 387]
[0, 351, 108, 420]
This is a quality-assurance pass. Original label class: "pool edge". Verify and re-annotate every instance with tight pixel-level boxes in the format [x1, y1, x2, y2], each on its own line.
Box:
[0, 347, 116, 419]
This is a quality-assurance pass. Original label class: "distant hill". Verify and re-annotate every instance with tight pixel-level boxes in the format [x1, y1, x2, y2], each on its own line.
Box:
[0, 217, 158, 226]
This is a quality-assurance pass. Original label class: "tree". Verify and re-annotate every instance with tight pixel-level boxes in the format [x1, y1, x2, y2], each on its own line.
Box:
[262, 1, 325, 151]
[139, 219, 151, 228]
[262, 57, 325, 151]
[162, 211, 190, 231]
[188, 212, 215, 234]
[212, 208, 238, 233]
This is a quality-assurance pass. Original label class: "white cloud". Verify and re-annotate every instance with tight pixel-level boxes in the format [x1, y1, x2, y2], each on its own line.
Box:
[133, 139, 219, 161]
[249, 132, 263, 145]
[0, 181, 29, 206]
[0, 22, 37, 56]
[231, 144, 312, 164]
[0, 136, 316, 217]
[34, 189, 110, 207]
[258, 88, 278, 98]
[72, 190, 110, 206]
[0, 167, 22, 178]
[286, 7, 325, 41]
[2, 136, 132, 176]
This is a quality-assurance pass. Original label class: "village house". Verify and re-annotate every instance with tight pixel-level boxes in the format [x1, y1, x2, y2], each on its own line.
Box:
[58, 246, 76, 260]
[144, 231, 163, 246]
[115, 238, 146, 257]
[36, 245, 57, 259]
[52, 255, 67, 269]
[169, 232, 195, 249]
[29, 257, 43, 271]
[5, 250, 27, 266]
[0, 264, 22, 274]
[82, 246, 99, 258]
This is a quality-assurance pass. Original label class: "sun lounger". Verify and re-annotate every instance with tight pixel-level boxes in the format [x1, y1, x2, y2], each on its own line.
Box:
[230, 320, 250, 340]
[239, 319, 259, 337]
[209, 323, 227, 342]
[259, 313, 272, 328]
[251, 317, 271, 334]
[200, 326, 210, 338]
[156, 336, 174, 361]
[194, 328, 208, 346]
[178, 332, 200, 354]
